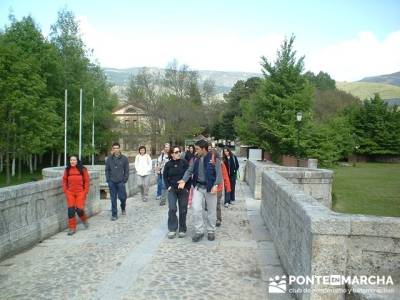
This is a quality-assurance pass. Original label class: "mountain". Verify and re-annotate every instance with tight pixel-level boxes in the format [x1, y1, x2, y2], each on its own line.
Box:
[336, 81, 400, 100]
[359, 71, 400, 86]
[104, 67, 261, 95]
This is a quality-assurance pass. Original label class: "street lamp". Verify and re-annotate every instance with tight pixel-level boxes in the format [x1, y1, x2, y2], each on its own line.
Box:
[296, 112, 303, 167]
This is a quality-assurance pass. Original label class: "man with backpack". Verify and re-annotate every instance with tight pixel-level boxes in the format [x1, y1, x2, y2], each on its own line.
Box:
[178, 139, 222, 242]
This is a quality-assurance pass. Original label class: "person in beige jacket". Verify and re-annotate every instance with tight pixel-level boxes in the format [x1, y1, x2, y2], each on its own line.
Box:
[134, 146, 153, 202]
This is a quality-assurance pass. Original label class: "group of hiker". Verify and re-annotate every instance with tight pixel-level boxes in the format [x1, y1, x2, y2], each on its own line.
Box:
[61, 139, 239, 242]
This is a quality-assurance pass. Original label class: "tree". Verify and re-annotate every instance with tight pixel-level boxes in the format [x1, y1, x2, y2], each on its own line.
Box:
[0, 16, 60, 182]
[235, 35, 313, 158]
[304, 116, 355, 166]
[164, 59, 200, 103]
[350, 94, 400, 156]
[313, 89, 361, 122]
[163, 61, 206, 143]
[126, 68, 165, 153]
[212, 77, 261, 140]
[50, 9, 117, 160]
[304, 71, 336, 91]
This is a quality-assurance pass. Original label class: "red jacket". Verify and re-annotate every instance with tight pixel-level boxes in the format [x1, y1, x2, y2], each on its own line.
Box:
[218, 162, 231, 193]
[62, 167, 90, 194]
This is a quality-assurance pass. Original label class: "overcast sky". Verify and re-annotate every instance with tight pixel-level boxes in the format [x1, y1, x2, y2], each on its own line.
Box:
[1, 0, 399, 81]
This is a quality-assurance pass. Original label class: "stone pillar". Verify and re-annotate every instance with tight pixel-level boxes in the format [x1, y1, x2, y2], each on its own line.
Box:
[308, 159, 318, 169]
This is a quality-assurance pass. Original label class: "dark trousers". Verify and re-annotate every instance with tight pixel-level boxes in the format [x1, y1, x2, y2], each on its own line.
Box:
[224, 176, 236, 204]
[230, 176, 237, 201]
[108, 181, 127, 217]
[167, 188, 189, 232]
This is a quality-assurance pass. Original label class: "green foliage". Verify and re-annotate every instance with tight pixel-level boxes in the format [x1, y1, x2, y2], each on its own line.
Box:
[0, 16, 60, 182]
[304, 71, 336, 91]
[211, 77, 261, 140]
[0, 10, 117, 184]
[49, 9, 117, 156]
[350, 94, 400, 155]
[304, 116, 355, 167]
[235, 35, 313, 156]
[313, 89, 361, 122]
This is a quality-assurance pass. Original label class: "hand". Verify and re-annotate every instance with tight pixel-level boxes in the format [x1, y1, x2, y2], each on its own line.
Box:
[178, 182, 185, 190]
[211, 185, 218, 194]
[168, 187, 172, 191]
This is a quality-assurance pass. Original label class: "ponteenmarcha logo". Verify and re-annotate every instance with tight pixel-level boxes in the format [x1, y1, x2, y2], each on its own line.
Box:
[268, 275, 287, 293]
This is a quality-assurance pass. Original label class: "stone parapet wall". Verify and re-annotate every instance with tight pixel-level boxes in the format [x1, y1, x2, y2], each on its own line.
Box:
[258, 167, 400, 300]
[43, 162, 157, 202]
[0, 172, 101, 261]
[245, 160, 332, 208]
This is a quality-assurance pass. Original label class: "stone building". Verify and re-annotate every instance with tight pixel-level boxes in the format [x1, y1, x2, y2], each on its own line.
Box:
[112, 104, 153, 160]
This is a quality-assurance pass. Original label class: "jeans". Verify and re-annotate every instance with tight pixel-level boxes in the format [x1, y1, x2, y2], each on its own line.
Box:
[108, 181, 127, 217]
[167, 188, 189, 232]
[157, 174, 166, 199]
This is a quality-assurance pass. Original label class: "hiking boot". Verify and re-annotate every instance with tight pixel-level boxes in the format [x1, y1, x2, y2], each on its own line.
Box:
[192, 233, 204, 242]
[208, 232, 215, 241]
[83, 221, 89, 229]
[216, 219, 221, 227]
[167, 231, 176, 239]
[159, 199, 166, 206]
[121, 210, 126, 216]
[224, 203, 229, 208]
[67, 229, 76, 236]
[111, 216, 117, 221]
[178, 232, 186, 238]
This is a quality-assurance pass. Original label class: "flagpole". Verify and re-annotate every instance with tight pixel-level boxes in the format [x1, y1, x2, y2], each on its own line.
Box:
[79, 88, 83, 160]
[92, 97, 95, 166]
[64, 89, 67, 167]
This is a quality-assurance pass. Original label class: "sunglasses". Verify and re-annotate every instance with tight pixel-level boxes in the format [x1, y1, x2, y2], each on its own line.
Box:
[173, 151, 181, 154]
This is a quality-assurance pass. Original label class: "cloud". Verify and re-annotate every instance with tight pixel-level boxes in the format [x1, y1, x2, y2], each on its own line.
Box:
[77, 16, 400, 81]
[77, 15, 283, 73]
[305, 31, 400, 81]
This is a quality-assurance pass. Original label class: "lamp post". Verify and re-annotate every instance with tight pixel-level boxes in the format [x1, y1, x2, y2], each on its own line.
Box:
[296, 112, 303, 167]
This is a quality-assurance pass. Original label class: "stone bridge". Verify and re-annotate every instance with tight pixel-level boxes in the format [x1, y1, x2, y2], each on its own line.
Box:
[0, 158, 398, 300]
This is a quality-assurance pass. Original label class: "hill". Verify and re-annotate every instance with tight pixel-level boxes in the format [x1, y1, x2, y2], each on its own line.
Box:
[336, 81, 400, 100]
[104, 67, 261, 94]
[359, 71, 400, 86]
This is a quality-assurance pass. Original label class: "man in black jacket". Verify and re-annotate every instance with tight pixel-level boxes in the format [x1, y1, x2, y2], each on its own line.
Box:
[105, 142, 130, 221]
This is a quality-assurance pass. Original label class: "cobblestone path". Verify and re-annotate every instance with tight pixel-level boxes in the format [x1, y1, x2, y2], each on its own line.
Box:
[0, 180, 293, 300]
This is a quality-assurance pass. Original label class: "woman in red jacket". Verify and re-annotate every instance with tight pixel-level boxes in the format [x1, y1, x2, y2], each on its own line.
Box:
[210, 149, 231, 227]
[62, 155, 90, 235]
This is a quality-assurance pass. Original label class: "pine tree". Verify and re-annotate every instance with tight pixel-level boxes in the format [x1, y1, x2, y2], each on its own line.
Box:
[235, 35, 313, 157]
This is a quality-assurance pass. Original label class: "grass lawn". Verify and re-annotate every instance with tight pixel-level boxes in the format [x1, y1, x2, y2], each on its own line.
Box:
[331, 162, 400, 217]
[336, 81, 400, 100]
[0, 170, 43, 188]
